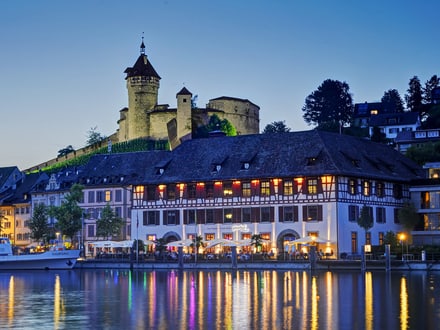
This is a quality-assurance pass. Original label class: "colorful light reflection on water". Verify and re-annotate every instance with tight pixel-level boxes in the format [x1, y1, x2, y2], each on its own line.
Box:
[0, 270, 439, 329]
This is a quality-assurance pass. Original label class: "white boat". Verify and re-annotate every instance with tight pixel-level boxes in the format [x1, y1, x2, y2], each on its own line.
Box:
[0, 237, 80, 270]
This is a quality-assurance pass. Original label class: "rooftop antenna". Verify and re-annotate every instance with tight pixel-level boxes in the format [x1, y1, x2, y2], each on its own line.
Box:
[140, 32, 145, 55]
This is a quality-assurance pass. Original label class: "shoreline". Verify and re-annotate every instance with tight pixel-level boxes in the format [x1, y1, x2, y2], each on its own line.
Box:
[75, 259, 440, 271]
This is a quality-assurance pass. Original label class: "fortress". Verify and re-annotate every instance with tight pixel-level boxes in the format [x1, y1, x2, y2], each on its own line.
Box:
[27, 40, 260, 171]
[115, 40, 260, 147]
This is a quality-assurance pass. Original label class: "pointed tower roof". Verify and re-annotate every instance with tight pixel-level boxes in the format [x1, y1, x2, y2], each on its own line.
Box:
[176, 87, 192, 96]
[124, 38, 161, 80]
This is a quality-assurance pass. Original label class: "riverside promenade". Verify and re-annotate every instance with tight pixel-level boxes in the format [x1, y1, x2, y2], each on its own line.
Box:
[75, 258, 440, 271]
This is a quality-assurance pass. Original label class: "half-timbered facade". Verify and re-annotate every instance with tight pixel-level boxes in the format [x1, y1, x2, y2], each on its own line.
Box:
[129, 130, 424, 258]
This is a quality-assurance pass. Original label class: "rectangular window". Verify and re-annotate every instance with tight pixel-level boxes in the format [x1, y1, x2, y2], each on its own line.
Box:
[261, 207, 271, 222]
[205, 233, 215, 241]
[223, 208, 233, 223]
[394, 208, 400, 224]
[223, 182, 233, 197]
[280, 206, 298, 222]
[206, 183, 214, 199]
[307, 178, 318, 194]
[167, 184, 176, 200]
[105, 190, 112, 202]
[96, 191, 104, 203]
[366, 232, 371, 245]
[147, 186, 156, 201]
[242, 182, 251, 197]
[303, 205, 323, 222]
[143, 211, 159, 225]
[242, 208, 251, 222]
[88, 191, 95, 203]
[115, 207, 122, 217]
[260, 181, 270, 196]
[393, 184, 403, 199]
[188, 184, 197, 199]
[351, 232, 357, 254]
[115, 190, 122, 202]
[362, 181, 371, 196]
[165, 210, 178, 225]
[187, 209, 196, 224]
[283, 180, 293, 195]
[206, 209, 214, 224]
[348, 205, 359, 222]
[376, 182, 385, 198]
[378, 232, 384, 245]
[376, 207, 386, 223]
[87, 224, 95, 238]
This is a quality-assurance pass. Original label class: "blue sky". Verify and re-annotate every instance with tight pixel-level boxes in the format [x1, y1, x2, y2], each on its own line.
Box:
[1, 1, 438, 169]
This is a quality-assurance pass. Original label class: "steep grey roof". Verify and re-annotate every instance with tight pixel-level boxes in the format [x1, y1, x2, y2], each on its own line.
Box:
[79, 151, 172, 186]
[144, 130, 424, 184]
[124, 54, 161, 79]
[2, 172, 48, 204]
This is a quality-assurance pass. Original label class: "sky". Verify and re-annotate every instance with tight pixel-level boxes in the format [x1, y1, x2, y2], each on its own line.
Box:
[1, 1, 439, 170]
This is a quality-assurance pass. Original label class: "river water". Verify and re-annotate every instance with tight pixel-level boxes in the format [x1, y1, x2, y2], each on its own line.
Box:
[0, 269, 439, 330]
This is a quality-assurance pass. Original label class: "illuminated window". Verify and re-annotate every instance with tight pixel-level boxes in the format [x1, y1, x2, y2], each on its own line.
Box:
[283, 180, 293, 195]
[365, 232, 371, 245]
[260, 181, 270, 196]
[205, 233, 215, 241]
[224, 208, 233, 223]
[223, 233, 233, 240]
[105, 190, 111, 202]
[223, 182, 233, 197]
[378, 232, 384, 245]
[348, 179, 357, 195]
[307, 178, 318, 195]
[242, 182, 251, 197]
[362, 181, 371, 196]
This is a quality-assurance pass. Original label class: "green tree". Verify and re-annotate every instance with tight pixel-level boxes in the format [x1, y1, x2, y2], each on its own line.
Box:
[86, 126, 107, 147]
[250, 234, 264, 252]
[398, 202, 420, 232]
[422, 75, 440, 104]
[193, 114, 237, 138]
[154, 237, 168, 260]
[57, 145, 75, 158]
[383, 231, 399, 249]
[49, 184, 84, 242]
[28, 203, 49, 243]
[96, 203, 124, 239]
[405, 76, 423, 113]
[405, 141, 440, 165]
[132, 239, 145, 255]
[381, 89, 405, 113]
[263, 121, 291, 133]
[357, 205, 373, 238]
[302, 79, 354, 127]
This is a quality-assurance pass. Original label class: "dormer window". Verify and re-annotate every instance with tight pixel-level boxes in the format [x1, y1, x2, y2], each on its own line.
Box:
[242, 162, 250, 170]
[156, 168, 165, 175]
[215, 164, 221, 172]
[307, 157, 317, 166]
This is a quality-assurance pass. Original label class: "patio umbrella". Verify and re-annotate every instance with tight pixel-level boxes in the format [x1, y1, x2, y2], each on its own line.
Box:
[90, 240, 117, 248]
[166, 238, 193, 247]
[205, 238, 231, 248]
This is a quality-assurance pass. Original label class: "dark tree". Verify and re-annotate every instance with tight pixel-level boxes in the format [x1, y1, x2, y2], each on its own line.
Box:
[49, 184, 84, 242]
[86, 126, 107, 147]
[423, 75, 440, 104]
[193, 114, 236, 138]
[263, 121, 291, 133]
[381, 89, 405, 113]
[29, 203, 49, 243]
[398, 202, 421, 232]
[357, 205, 373, 233]
[370, 126, 388, 144]
[302, 79, 354, 127]
[405, 76, 423, 113]
[57, 145, 75, 158]
[96, 203, 124, 239]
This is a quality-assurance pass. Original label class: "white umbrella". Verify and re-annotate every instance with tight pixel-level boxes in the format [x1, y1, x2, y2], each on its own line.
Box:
[90, 240, 117, 248]
[166, 238, 193, 247]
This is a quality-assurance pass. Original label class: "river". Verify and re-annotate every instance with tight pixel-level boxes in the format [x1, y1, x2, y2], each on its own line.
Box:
[0, 269, 439, 329]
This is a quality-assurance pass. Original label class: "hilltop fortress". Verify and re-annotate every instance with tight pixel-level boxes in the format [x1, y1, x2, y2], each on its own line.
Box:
[27, 41, 260, 172]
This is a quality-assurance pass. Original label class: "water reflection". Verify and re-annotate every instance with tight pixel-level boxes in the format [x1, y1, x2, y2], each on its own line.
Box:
[0, 270, 439, 329]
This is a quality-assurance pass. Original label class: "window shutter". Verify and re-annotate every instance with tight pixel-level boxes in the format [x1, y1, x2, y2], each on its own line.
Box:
[270, 207, 275, 222]
[302, 205, 308, 221]
[279, 206, 284, 222]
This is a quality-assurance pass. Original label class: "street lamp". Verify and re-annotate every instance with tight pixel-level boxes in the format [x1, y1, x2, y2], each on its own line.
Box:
[399, 233, 406, 261]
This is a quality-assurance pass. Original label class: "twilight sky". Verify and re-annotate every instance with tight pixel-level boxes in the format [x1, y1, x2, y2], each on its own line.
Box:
[1, 0, 438, 169]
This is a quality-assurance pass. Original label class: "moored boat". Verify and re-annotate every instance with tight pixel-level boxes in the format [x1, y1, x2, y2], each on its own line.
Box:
[0, 237, 80, 270]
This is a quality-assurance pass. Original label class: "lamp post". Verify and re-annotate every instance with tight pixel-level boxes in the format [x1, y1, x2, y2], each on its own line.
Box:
[399, 233, 405, 261]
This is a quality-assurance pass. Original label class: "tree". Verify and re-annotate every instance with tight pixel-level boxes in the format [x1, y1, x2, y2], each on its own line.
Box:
[370, 126, 389, 144]
[57, 145, 75, 158]
[263, 121, 291, 133]
[86, 126, 106, 147]
[250, 234, 264, 252]
[49, 184, 84, 242]
[422, 75, 440, 104]
[381, 89, 405, 113]
[154, 237, 168, 260]
[302, 79, 354, 127]
[398, 202, 420, 233]
[28, 203, 49, 243]
[405, 76, 423, 113]
[357, 205, 373, 241]
[193, 114, 237, 138]
[132, 239, 145, 256]
[96, 203, 124, 239]
[383, 231, 399, 249]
